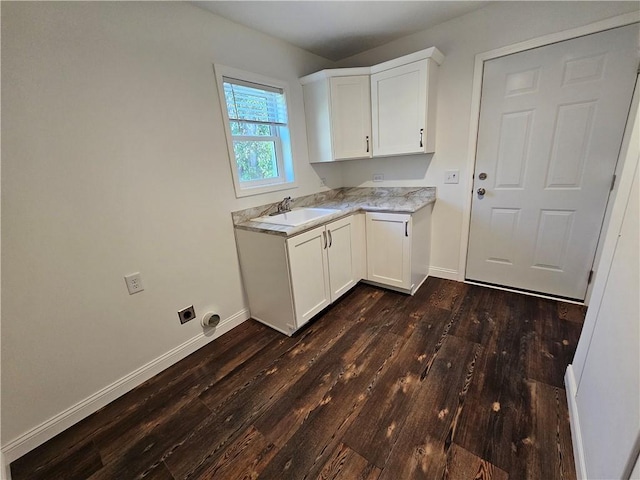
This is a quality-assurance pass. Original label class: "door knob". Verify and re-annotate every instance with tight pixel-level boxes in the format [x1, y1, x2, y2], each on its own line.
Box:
[477, 188, 486, 196]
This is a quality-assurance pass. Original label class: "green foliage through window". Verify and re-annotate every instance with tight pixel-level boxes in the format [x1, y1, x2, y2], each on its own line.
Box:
[223, 77, 288, 186]
[233, 140, 279, 182]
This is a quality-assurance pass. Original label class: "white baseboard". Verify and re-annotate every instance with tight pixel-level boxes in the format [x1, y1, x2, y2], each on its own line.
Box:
[565, 365, 587, 480]
[1, 309, 249, 465]
[428, 266, 459, 281]
[1, 452, 11, 480]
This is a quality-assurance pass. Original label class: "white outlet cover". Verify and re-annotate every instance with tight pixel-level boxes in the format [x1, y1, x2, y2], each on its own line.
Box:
[124, 272, 144, 294]
[373, 174, 384, 182]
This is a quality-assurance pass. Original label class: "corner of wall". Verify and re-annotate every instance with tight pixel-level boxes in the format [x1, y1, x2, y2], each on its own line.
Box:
[1, 308, 249, 465]
[565, 365, 587, 480]
[1, 452, 12, 480]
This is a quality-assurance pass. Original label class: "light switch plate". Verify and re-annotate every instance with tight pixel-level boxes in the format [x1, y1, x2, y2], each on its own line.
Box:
[444, 170, 459, 184]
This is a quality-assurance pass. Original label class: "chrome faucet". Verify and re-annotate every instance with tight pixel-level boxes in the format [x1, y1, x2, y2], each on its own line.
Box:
[276, 196, 292, 214]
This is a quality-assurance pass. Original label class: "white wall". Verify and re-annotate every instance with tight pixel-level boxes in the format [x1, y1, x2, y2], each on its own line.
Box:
[335, 1, 640, 279]
[565, 74, 640, 480]
[1, 1, 336, 452]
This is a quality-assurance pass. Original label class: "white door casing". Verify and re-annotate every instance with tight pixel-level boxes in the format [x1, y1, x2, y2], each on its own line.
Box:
[466, 24, 638, 299]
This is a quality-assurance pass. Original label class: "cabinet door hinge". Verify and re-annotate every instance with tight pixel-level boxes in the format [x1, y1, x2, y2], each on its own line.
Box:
[610, 174, 617, 192]
[587, 270, 594, 285]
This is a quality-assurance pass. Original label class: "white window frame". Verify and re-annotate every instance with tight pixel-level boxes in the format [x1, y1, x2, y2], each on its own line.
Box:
[214, 64, 297, 198]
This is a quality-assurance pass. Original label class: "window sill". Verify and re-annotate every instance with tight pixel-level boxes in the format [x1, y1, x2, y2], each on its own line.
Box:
[234, 180, 298, 198]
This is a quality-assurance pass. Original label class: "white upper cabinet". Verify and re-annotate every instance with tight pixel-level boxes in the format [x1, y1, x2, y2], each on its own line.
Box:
[302, 71, 372, 163]
[330, 76, 372, 160]
[301, 47, 443, 162]
[371, 59, 437, 155]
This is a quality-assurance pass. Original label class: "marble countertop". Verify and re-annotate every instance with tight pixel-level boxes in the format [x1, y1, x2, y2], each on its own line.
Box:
[232, 187, 436, 237]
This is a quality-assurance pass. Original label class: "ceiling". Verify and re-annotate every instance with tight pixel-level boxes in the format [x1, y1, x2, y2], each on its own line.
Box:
[193, 1, 491, 61]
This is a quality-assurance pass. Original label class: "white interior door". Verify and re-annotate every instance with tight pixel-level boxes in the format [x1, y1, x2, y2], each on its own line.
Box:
[466, 24, 638, 299]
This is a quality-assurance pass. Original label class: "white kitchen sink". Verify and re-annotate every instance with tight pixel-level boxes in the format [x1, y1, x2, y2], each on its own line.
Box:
[252, 207, 340, 227]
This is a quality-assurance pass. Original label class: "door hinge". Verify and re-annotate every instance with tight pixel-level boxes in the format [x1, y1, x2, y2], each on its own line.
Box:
[587, 270, 594, 285]
[610, 174, 617, 192]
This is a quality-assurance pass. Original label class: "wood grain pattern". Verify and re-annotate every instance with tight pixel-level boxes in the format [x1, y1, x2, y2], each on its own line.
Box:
[317, 443, 381, 480]
[444, 443, 508, 480]
[11, 279, 582, 480]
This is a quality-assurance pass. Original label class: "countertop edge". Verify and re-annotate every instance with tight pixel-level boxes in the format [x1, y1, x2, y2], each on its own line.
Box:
[234, 196, 436, 237]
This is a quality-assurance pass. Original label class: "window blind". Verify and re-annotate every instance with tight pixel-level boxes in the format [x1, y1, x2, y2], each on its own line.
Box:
[223, 77, 288, 127]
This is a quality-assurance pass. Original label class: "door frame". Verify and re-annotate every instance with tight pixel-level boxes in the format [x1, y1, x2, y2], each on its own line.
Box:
[458, 11, 640, 303]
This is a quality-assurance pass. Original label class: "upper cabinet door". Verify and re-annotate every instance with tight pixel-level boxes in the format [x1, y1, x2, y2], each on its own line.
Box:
[330, 76, 372, 160]
[371, 59, 435, 156]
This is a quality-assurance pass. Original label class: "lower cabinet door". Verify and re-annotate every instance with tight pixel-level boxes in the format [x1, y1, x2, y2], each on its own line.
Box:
[366, 212, 412, 290]
[326, 216, 356, 301]
[286, 225, 331, 327]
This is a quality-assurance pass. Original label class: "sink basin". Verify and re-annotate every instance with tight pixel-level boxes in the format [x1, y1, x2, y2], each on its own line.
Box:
[253, 208, 340, 227]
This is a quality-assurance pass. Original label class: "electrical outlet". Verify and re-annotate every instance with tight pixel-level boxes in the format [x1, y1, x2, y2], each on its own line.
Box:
[320, 177, 327, 187]
[178, 305, 196, 324]
[444, 170, 459, 184]
[124, 273, 144, 295]
[373, 174, 384, 182]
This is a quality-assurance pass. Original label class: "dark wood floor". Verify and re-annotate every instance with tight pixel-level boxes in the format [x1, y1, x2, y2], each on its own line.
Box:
[11, 278, 585, 480]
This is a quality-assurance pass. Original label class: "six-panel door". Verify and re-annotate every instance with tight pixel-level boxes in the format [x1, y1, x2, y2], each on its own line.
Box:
[466, 24, 638, 300]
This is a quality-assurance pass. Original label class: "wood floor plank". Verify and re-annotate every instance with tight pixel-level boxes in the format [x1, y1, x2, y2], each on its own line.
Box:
[316, 443, 381, 480]
[342, 307, 452, 468]
[164, 287, 394, 478]
[185, 425, 276, 479]
[444, 443, 508, 480]
[11, 440, 103, 480]
[526, 299, 582, 388]
[134, 462, 175, 480]
[448, 285, 504, 346]
[10, 279, 583, 480]
[87, 398, 211, 480]
[556, 301, 587, 324]
[257, 332, 403, 479]
[530, 381, 577, 480]
[253, 305, 396, 447]
[377, 335, 482, 480]
[453, 291, 543, 478]
[420, 278, 470, 312]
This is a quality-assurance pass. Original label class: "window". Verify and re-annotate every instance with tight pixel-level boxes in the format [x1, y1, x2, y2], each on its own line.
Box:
[215, 65, 296, 197]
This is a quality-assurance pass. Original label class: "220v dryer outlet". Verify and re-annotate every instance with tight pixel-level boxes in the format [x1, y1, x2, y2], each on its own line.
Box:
[178, 305, 196, 324]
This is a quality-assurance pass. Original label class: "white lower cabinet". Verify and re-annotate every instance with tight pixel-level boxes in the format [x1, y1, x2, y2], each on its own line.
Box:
[235, 215, 361, 335]
[365, 206, 432, 294]
[365, 212, 412, 290]
[235, 208, 431, 336]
